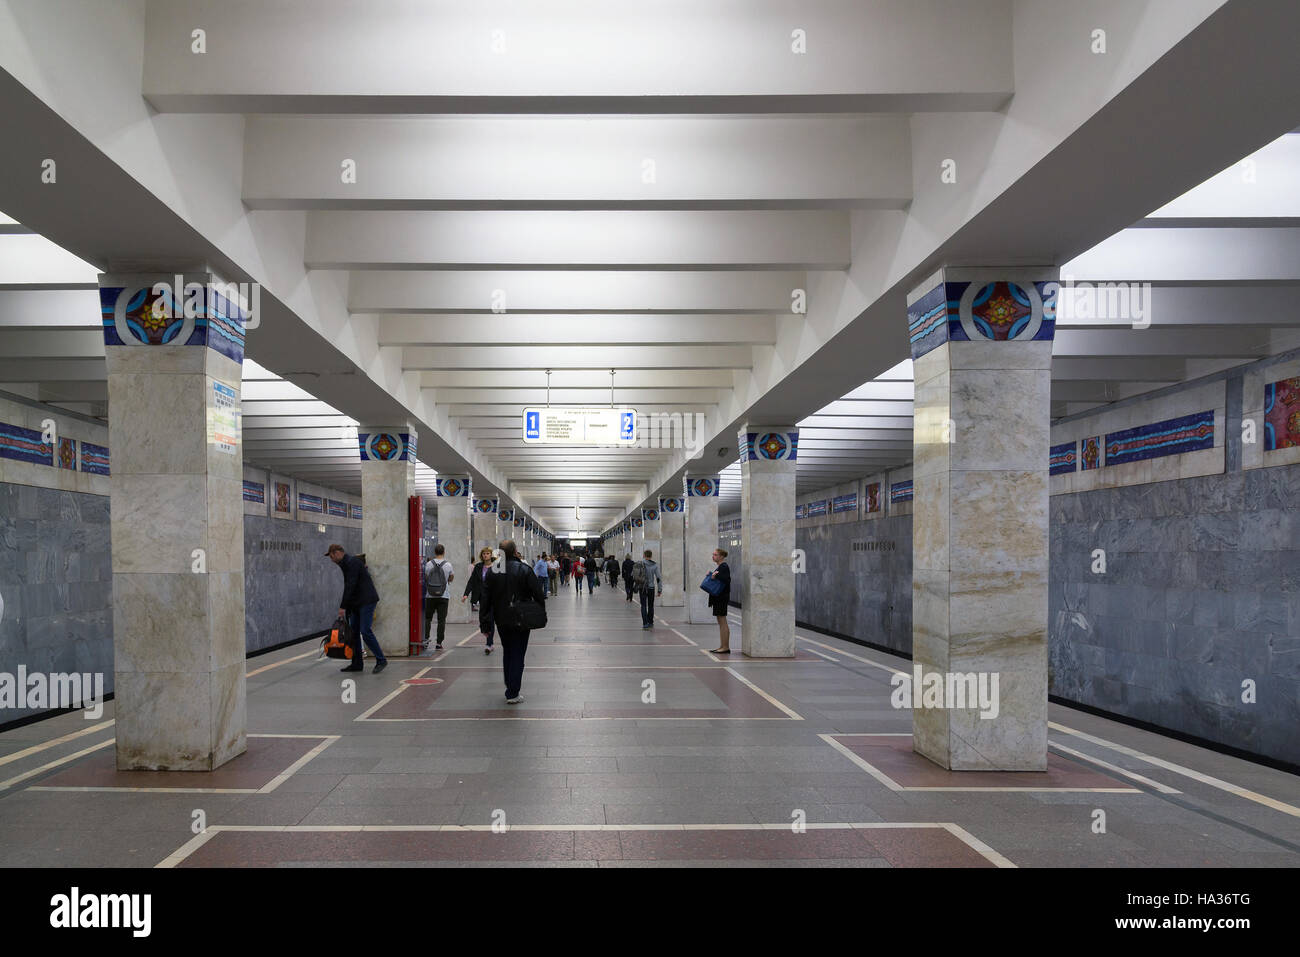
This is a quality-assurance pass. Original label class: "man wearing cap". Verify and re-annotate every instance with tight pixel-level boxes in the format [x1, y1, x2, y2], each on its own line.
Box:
[326, 544, 387, 673]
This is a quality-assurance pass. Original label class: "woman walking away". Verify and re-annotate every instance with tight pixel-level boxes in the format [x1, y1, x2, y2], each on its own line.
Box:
[708, 548, 732, 654]
[572, 555, 585, 594]
[462, 546, 497, 654]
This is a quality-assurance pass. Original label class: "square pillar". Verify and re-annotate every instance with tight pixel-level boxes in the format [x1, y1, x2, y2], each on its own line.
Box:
[100, 272, 249, 770]
[472, 496, 498, 559]
[685, 476, 721, 623]
[434, 476, 471, 624]
[738, 427, 798, 657]
[906, 268, 1057, 771]
[638, 506, 661, 565]
[359, 428, 417, 657]
[658, 495, 685, 607]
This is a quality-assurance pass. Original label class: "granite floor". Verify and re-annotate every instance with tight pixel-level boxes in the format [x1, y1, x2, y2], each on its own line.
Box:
[1, 588, 1298, 867]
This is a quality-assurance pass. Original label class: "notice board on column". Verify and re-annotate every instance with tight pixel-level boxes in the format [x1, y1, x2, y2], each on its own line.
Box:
[209, 381, 239, 454]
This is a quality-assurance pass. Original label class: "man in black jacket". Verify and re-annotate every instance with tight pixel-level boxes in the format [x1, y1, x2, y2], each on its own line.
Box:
[621, 555, 635, 602]
[481, 539, 546, 703]
[327, 544, 387, 673]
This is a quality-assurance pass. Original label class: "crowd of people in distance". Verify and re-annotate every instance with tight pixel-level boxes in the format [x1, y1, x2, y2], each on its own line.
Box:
[328, 539, 733, 705]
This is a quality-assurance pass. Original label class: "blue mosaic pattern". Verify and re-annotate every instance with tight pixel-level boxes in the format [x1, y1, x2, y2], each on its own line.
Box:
[358, 432, 416, 462]
[907, 279, 1058, 360]
[298, 493, 323, 514]
[659, 496, 684, 513]
[435, 477, 470, 497]
[743, 431, 799, 462]
[807, 499, 828, 517]
[889, 480, 914, 504]
[81, 442, 110, 475]
[642, 507, 659, 522]
[1050, 441, 1078, 476]
[0, 422, 52, 467]
[795, 504, 808, 519]
[832, 493, 858, 514]
[473, 498, 497, 514]
[349, 504, 363, 520]
[99, 282, 247, 364]
[686, 477, 720, 497]
[1105, 410, 1214, 467]
[242, 480, 266, 504]
[327, 499, 348, 517]
[57, 437, 77, 471]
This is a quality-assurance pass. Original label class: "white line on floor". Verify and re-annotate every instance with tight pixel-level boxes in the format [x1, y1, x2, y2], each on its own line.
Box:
[724, 667, 803, 720]
[154, 820, 1014, 868]
[355, 667, 431, 721]
[1048, 741, 1182, 794]
[1049, 721, 1300, 817]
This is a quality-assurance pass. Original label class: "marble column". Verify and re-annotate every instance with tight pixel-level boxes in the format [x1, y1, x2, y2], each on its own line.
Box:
[472, 496, 498, 559]
[359, 427, 417, 656]
[434, 476, 471, 624]
[685, 476, 722, 623]
[100, 271, 248, 770]
[659, 495, 685, 607]
[739, 426, 798, 657]
[906, 268, 1056, 771]
[638, 506, 661, 567]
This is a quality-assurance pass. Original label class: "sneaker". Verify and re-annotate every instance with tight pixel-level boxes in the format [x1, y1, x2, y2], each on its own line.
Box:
[373, 661, 387, 674]
[340, 664, 363, 672]
[484, 646, 493, 655]
[506, 694, 524, 704]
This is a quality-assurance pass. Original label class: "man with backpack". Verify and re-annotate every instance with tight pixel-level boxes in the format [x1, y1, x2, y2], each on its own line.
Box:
[423, 543, 454, 653]
[634, 550, 662, 628]
[327, 544, 387, 673]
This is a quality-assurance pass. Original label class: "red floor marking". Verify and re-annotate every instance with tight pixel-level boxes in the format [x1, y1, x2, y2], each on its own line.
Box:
[177, 826, 994, 867]
[831, 734, 1133, 789]
[367, 666, 791, 720]
[33, 736, 329, 791]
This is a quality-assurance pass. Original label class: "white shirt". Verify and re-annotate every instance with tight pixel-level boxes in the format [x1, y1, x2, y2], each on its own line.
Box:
[424, 558, 453, 598]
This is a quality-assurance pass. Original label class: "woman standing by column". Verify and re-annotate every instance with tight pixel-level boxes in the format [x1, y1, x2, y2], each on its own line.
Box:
[707, 548, 732, 654]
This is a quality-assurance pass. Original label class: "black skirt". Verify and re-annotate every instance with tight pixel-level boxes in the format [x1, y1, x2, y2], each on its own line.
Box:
[708, 589, 730, 615]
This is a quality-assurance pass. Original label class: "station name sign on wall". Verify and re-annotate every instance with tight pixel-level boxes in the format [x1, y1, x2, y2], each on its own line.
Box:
[523, 407, 637, 445]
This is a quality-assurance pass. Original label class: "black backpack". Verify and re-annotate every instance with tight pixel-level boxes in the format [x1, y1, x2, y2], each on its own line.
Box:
[425, 559, 448, 596]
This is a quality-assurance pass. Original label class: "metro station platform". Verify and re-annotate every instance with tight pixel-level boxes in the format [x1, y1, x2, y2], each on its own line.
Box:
[2, 590, 1296, 869]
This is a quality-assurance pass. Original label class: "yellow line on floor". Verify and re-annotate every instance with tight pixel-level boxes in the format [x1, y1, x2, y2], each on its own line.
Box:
[0, 719, 115, 767]
[1050, 721, 1300, 818]
[247, 649, 320, 677]
[0, 738, 114, 792]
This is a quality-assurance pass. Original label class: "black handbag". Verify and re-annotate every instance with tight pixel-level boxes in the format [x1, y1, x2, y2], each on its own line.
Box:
[504, 562, 547, 631]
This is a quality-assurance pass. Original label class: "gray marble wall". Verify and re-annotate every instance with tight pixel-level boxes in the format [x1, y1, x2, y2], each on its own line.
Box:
[720, 511, 915, 656]
[1049, 464, 1300, 766]
[797, 516, 914, 656]
[0, 483, 114, 723]
[244, 514, 362, 654]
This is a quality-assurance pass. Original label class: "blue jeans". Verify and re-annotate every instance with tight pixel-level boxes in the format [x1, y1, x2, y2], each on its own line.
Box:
[347, 602, 386, 663]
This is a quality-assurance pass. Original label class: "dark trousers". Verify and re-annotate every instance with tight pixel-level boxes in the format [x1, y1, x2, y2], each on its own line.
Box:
[585, 571, 595, 593]
[347, 602, 386, 663]
[639, 589, 655, 626]
[499, 626, 530, 698]
[625, 578, 634, 600]
[423, 596, 448, 645]
[479, 604, 496, 646]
